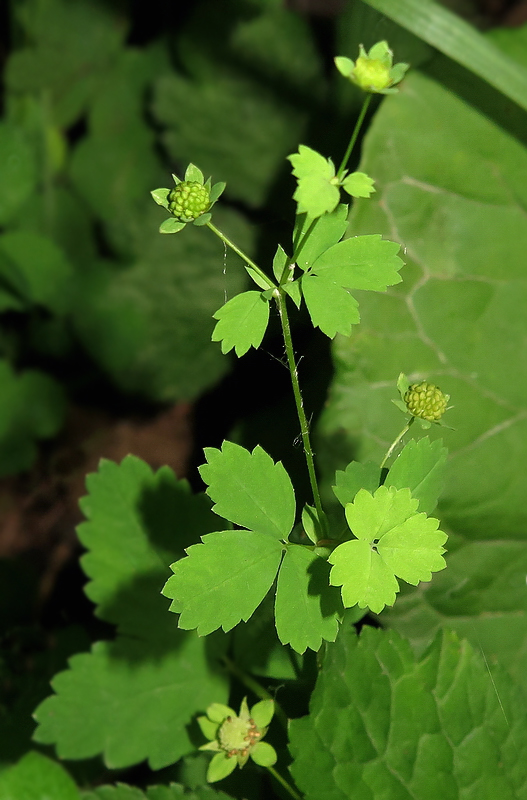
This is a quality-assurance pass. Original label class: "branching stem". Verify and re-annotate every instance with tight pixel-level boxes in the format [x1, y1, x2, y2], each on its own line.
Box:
[207, 220, 276, 289]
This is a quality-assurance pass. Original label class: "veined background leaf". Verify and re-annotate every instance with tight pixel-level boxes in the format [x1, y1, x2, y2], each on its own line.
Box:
[361, 0, 527, 112]
[318, 28, 527, 691]
[34, 457, 228, 769]
[289, 625, 527, 800]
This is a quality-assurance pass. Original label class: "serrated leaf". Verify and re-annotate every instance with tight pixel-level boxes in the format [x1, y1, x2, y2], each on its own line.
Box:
[329, 486, 446, 613]
[289, 145, 340, 218]
[77, 455, 221, 640]
[341, 171, 375, 198]
[333, 461, 382, 507]
[288, 144, 334, 180]
[163, 531, 284, 635]
[34, 635, 227, 770]
[301, 274, 359, 338]
[386, 437, 447, 514]
[199, 441, 296, 540]
[289, 625, 527, 800]
[211, 291, 270, 357]
[293, 205, 348, 271]
[311, 234, 403, 291]
[0, 751, 80, 800]
[34, 457, 228, 769]
[275, 545, 342, 653]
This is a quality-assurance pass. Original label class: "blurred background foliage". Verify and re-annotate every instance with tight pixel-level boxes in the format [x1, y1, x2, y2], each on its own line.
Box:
[1, 0, 527, 794]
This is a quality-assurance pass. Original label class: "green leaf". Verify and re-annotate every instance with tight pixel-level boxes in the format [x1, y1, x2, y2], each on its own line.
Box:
[329, 486, 446, 613]
[341, 171, 375, 198]
[310, 234, 404, 291]
[163, 530, 283, 635]
[386, 436, 447, 514]
[199, 441, 296, 540]
[82, 786, 145, 800]
[293, 204, 348, 271]
[289, 625, 527, 799]
[34, 457, 228, 769]
[82, 783, 232, 800]
[272, 244, 289, 283]
[211, 291, 270, 357]
[185, 163, 204, 183]
[0, 752, 79, 800]
[0, 122, 37, 225]
[0, 232, 72, 314]
[275, 545, 342, 654]
[333, 461, 382, 507]
[361, 0, 527, 112]
[0, 360, 66, 477]
[301, 274, 359, 338]
[77, 456, 222, 639]
[288, 146, 340, 218]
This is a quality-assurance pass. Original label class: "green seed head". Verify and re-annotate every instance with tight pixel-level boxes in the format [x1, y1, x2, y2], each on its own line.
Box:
[404, 381, 449, 422]
[168, 181, 210, 222]
[353, 55, 392, 92]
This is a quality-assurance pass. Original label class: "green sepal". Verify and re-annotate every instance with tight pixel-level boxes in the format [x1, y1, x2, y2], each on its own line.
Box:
[151, 188, 170, 209]
[159, 218, 186, 234]
[185, 163, 204, 183]
[192, 212, 212, 226]
[206, 703, 235, 724]
[207, 752, 237, 782]
[251, 741, 277, 767]
[197, 715, 220, 740]
[209, 181, 226, 204]
[250, 699, 274, 729]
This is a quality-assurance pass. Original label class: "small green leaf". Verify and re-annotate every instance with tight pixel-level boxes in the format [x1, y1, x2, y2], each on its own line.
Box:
[159, 218, 186, 234]
[329, 537, 399, 613]
[333, 461, 382, 507]
[283, 279, 302, 308]
[293, 205, 348, 271]
[244, 265, 275, 291]
[301, 274, 360, 338]
[272, 244, 289, 283]
[288, 145, 340, 218]
[386, 437, 448, 514]
[151, 188, 170, 209]
[184, 163, 204, 183]
[212, 290, 270, 357]
[342, 171, 375, 198]
[163, 531, 284, 635]
[199, 441, 296, 540]
[310, 234, 404, 291]
[275, 545, 342, 653]
[193, 212, 212, 226]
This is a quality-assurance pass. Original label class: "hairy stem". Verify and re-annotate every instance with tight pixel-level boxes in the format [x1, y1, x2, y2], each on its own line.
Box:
[380, 417, 414, 470]
[267, 765, 304, 800]
[207, 220, 275, 289]
[336, 93, 372, 180]
[275, 288, 325, 528]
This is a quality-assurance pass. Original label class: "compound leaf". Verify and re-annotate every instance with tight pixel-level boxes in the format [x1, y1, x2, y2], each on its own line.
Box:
[311, 234, 403, 291]
[274, 545, 343, 654]
[301, 274, 360, 338]
[293, 204, 348, 271]
[386, 437, 448, 514]
[163, 531, 284, 635]
[289, 625, 527, 800]
[212, 291, 270, 357]
[329, 486, 446, 613]
[199, 441, 296, 539]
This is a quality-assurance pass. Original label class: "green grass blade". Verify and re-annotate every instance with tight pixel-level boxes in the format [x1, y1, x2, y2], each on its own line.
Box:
[360, 0, 527, 111]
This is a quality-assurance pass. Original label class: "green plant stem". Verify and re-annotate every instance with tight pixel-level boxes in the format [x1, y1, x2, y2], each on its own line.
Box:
[206, 221, 275, 290]
[380, 417, 414, 469]
[275, 288, 325, 528]
[336, 94, 372, 179]
[222, 655, 288, 729]
[267, 765, 304, 800]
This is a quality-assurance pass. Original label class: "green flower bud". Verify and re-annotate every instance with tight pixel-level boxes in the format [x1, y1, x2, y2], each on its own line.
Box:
[404, 381, 449, 422]
[353, 52, 391, 92]
[335, 42, 409, 95]
[168, 181, 210, 222]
